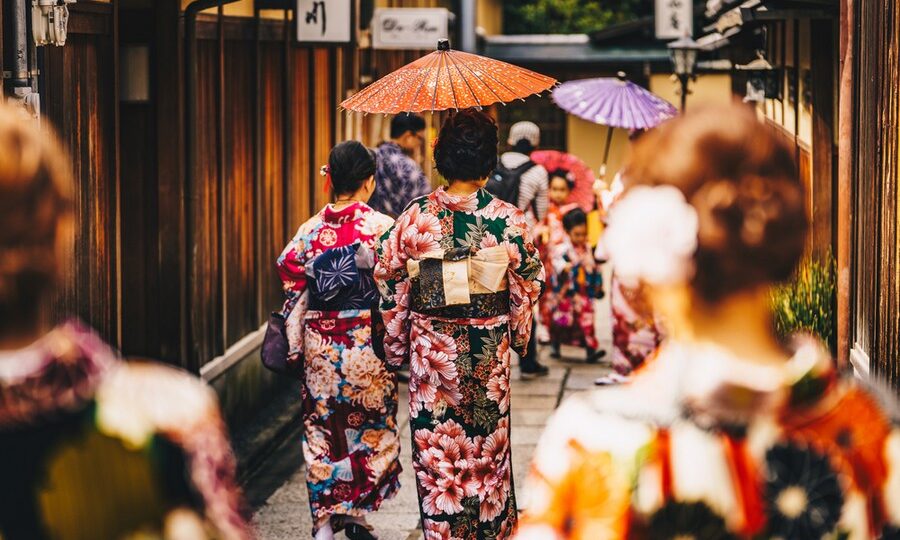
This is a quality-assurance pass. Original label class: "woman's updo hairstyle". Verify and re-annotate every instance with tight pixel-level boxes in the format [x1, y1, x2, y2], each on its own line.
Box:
[328, 140, 376, 196]
[624, 104, 807, 304]
[433, 108, 498, 182]
[0, 104, 73, 325]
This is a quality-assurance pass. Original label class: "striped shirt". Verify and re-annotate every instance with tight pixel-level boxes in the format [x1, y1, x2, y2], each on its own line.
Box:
[500, 151, 548, 223]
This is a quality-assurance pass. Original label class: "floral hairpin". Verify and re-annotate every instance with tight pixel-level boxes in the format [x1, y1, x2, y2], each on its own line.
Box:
[603, 185, 699, 288]
[320, 164, 332, 193]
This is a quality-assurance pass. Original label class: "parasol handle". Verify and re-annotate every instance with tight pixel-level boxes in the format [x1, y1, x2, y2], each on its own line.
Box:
[600, 125, 614, 180]
[438, 39, 450, 51]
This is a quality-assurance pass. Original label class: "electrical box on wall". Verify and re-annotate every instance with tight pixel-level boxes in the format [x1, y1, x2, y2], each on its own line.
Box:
[33, 0, 77, 47]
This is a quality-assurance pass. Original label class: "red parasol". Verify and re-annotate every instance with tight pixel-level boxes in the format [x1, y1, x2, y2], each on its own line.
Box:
[530, 150, 596, 212]
[341, 40, 557, 114]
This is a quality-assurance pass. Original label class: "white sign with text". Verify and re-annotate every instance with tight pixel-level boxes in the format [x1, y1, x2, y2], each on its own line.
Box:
[297, 0, 352, 43]
[655, 0, 693, 40]
[372, 8, 449, 50]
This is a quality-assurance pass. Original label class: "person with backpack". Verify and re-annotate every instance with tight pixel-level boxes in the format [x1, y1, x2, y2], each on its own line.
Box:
[488, 121, 550, 378]
[490, 121, 549, 226]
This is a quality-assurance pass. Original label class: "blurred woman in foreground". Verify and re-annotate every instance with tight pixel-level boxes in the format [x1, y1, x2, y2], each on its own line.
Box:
[0, 106, 247, 537]
[518, 104, 900, 539]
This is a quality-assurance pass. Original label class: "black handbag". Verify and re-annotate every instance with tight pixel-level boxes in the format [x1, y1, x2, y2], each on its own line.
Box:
[261, 311, 295, 377]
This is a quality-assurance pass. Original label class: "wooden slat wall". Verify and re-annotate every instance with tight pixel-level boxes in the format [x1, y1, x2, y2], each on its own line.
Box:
[43, 16, 119, 345]
[192, 39, 224, 364]
[20, 4, 344, 371]
[313, 48, 334, 211]
[260, 41, 288, 313]
[289, 48, 313, 229]
[184, 17, 342, 368]
[222, 40, 257, 347]
[852, 0, 900, 384]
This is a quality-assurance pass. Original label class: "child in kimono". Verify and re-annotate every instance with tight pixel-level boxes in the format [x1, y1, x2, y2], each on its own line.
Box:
[548, 208, 605, 363]
[535, 170, 579, 343]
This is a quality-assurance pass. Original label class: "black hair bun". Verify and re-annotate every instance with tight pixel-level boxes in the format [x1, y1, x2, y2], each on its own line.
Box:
[328, 140, 376, 196]
[434, 109, 499, 182]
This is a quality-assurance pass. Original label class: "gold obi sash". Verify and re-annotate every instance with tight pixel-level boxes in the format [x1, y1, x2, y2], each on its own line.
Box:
[407, 246, 510, 317]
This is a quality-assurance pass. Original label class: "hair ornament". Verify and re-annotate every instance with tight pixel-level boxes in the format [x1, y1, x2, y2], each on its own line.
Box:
[603, 185, 699, 288]
[320, 164, 332, 193]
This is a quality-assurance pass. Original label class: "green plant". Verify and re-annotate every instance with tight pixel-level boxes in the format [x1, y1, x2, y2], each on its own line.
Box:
[770, 252, 836, 350]
[503, 0, 650, 35]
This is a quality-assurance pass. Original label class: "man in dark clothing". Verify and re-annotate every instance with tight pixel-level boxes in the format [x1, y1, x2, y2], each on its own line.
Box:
[369, 114, 431, 218]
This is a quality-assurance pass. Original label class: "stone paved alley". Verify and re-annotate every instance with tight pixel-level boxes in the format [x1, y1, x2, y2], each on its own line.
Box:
[248, 302, 613, 540]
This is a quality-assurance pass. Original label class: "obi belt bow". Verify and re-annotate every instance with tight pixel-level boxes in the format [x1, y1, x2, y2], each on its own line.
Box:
[406, 246, 510, 313]
[305, 242, 378, 309]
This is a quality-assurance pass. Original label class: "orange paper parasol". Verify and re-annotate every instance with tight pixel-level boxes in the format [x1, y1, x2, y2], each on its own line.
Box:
[341, 40, 557, 114]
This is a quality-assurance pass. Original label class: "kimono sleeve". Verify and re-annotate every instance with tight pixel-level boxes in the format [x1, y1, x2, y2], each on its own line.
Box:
[517, 399, 632, 540]
[506, 212, 545, 358]
[373, 215, 412, 370]
[276, 224, 313, 314]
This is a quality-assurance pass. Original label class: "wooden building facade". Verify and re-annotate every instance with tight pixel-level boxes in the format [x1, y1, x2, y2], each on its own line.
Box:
[0, 0, 490, 433]
[705, 0, 900, 387]
[0, 0, 351, 427]
[844, 0, 899, 384]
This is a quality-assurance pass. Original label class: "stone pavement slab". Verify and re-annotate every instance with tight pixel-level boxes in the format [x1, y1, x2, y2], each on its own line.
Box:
[249, 285, 616, 538]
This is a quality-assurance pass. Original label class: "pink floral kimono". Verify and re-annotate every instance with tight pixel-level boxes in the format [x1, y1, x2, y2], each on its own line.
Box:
[547, 239, 603, 351]
[277, 202, 402, 527]
[374, 188, 544, 540]
[535, 201, 579, 335]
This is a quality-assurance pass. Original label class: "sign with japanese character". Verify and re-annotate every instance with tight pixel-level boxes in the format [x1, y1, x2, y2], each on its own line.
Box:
[372, 8, 450, 50]
[655, 0, 693, 40]
[297, 0, 352, 44]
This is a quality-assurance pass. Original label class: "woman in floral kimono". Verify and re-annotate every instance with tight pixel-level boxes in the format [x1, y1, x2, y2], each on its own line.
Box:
[518, 105, 900, 539]
[277, 141, 401, 540]
[375, 109, 544, 540]
[0, 104, 247, 539]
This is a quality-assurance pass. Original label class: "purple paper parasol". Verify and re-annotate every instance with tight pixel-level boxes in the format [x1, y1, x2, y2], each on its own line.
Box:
[551, 73, 677, 130]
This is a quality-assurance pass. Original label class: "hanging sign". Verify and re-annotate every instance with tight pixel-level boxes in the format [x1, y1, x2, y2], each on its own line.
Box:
[297, 0, 352, 44]
[372, 8, 450, 50]
[655, 0, 693, 40]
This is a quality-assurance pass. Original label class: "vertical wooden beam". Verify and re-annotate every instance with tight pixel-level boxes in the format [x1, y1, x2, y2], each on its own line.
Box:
[112, 0, 122, 348]
[253, 6, 263, 323]
[810, 20, 835, 256]
[217, 1, 228, 353]
[282, 10, 292, 241]
[307, 47, 316, 217]
[154, 0, 188, 366]
[837, 0, 855, 369]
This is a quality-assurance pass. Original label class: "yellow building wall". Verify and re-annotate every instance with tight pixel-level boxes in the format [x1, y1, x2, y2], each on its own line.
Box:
[782, 21, 797, 136]
[757, 20, 814, 147]
[181, 0, 292, 19]
[477, 0, 503, 35]
[566, 116, 629, 182]
[648, 73, 733, 112]
[375, 0, 447, 7]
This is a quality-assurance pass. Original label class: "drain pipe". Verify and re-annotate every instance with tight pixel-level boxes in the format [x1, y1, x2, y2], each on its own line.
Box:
[2, 0, 32, 101]
[459, 0, 475, 52]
